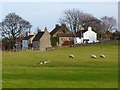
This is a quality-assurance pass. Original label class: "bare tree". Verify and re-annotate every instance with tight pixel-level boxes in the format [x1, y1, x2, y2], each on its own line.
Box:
[1, 13, 32, 49]
[81, 13, 101, 32]
[59, 9, 84, 34]
[101, 16, 117, 32]
[59, 9, 101, 35]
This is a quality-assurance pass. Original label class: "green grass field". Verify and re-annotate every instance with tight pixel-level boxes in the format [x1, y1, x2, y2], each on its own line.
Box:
[2, 43, 118, 88]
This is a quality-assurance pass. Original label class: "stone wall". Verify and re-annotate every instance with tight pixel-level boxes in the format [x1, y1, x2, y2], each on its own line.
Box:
[33, 41, 39, 50]
[58, 37, 73, 46]
[39, 30, 52, 51]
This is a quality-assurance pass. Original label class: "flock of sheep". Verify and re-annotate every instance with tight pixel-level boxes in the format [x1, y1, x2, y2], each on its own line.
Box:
[91, 54, 105, 59]
[69, 54, 105, 59]
[37, 54, 105, 65]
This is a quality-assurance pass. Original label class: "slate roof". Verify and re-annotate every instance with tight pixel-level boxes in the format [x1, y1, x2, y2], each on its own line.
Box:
[32, 32, 44, 41]
[50, 25, 62, 36]
[50, 24, 88, 38]
[23, 35, 34, 40]
[50, 24, 70, 36]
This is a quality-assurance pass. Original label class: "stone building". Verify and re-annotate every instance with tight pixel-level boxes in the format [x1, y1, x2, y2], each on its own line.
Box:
[22, 34, 34, 49]
[32, 27, 52, 51]
[50, 24, 74, 46]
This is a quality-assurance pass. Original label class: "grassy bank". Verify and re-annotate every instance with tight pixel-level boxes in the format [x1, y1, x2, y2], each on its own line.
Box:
[2, 43, 118, 88]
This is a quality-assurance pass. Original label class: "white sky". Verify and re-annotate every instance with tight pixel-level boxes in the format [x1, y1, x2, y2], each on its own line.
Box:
[0, 0, 119, 32]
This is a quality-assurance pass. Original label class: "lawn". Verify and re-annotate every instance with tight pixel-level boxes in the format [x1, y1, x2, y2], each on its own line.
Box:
[2, 43, 118, 88]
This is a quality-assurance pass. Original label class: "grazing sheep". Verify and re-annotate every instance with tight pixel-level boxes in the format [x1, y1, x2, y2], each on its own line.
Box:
[37, 61, 44, 65]
[91, 55, 96, 59]
[37, 60, 50, 65]
[69, 54, 74, 58]
[100, 54, 105, 58]
[40, 61, 44, 64]
[44, 60, 50, 64]
[44, 61, 47, 64]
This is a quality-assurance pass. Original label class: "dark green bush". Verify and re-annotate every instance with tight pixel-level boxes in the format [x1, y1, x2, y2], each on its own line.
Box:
[51, 37, 58, 47]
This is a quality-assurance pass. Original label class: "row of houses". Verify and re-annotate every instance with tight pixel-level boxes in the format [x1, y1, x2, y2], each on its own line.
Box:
[15, 24, 98, 51]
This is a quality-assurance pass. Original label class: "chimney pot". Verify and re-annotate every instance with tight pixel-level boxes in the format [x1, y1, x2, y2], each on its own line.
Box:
[88, 27, 92, 31]
[37, 27, 41, 32]
[55, 24, 59, 28]
[45, 27, 47, 31]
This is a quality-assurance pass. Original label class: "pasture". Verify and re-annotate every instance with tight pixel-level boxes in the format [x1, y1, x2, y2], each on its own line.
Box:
[2, 43, 118, 88]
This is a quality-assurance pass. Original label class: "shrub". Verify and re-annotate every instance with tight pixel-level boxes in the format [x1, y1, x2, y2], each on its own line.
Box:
[51, 37, 58, 47]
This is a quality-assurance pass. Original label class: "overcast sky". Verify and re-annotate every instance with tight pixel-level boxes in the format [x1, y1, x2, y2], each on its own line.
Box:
[0, 1, 118, 33]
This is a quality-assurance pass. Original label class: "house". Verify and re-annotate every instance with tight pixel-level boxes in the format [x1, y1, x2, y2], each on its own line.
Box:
[22, 34, 34, 49]
[74, 27, 98, 44]
[15, 31, 35, 50]
[83, 27, 97, 43]
[57, 32, 74, 46]
[16, 34, 25, 50]
[51, 24, 98, 45]
[32, 27, 52, 51]
[50, 24, 74, 46]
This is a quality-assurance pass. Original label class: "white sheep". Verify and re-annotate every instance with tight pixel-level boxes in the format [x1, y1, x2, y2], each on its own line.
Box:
[100, 54, 105, 58]
[37, 60, 50, 65]
[69, 54, 74, 58]
[91, 55, 97, 59]
[44, 60, 50, 64]
[44, 61, 47, 64]
[37, 61, 44, 65]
